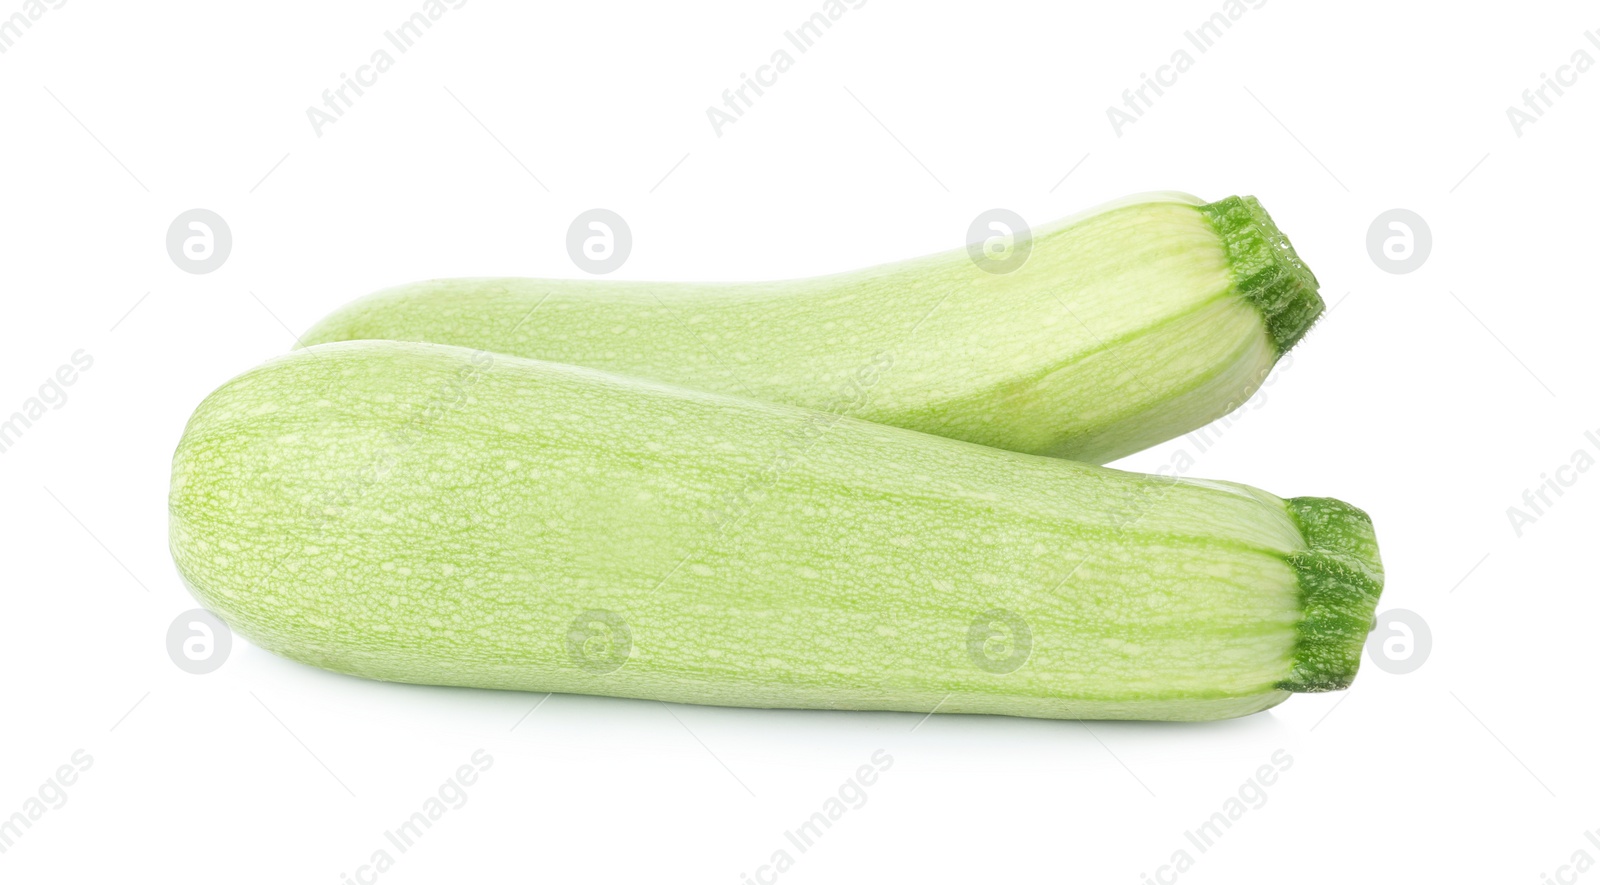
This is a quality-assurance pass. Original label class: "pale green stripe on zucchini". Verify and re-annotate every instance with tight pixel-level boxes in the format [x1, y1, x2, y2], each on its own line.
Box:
[299, 193, 1322, 464]
[169, 341, 1381, 722]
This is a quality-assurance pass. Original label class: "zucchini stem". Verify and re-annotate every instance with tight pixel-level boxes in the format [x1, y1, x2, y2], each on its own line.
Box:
[1277, 497, 1385, 692]
[1200, 196, 1324, 355]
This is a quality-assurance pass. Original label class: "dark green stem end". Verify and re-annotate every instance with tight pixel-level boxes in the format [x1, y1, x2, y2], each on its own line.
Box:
[1199, 196, 1325, 355]
[1276, 497, 1385, 693]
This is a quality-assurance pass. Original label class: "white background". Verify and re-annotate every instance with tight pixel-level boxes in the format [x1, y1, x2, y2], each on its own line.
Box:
[2, 1, 1595, 882]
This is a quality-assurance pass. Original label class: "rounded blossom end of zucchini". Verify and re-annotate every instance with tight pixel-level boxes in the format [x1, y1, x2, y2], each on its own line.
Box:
[1200, 195, 1325, 356]
[1275, 496, 1385, 693]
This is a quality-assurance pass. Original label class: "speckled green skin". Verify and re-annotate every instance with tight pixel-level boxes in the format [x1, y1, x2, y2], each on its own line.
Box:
[169, 341, 1380, 721]
[299, 194, 1323, 464]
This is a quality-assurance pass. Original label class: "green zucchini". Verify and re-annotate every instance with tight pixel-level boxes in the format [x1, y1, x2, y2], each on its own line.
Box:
[169, 341, 1381, 721]
[299, 194, 1322, 464]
